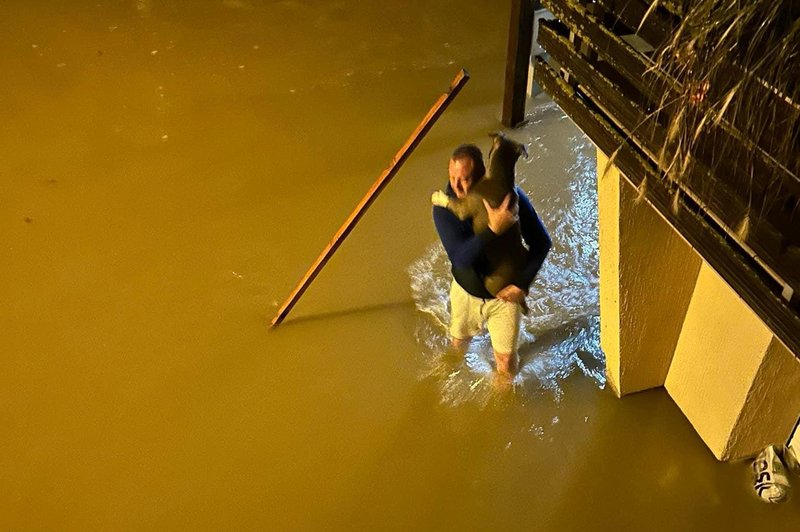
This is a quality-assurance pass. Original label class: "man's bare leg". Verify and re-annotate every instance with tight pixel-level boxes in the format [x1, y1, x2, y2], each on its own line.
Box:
[493, 350, 519, 376]
[452, 337, 471, 352]
[442, 336, 471, 365]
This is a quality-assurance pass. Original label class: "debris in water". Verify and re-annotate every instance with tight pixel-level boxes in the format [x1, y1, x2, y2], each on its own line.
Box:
[56, 63, 66, 68]
[24, 217, 33, 223]
[238, 64, 245, 70]
[551, 416, 559, 425]
[752, 445, 790, 503]
[150, 50, 158, 55]
[160, 134, 168, 141]
[469, 377, 484, 391]
[252, 45, 260, 50]
[231, 271, 244, 279]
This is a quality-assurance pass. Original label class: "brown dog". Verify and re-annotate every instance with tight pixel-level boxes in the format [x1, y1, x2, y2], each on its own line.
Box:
[432, 132, 529, 305]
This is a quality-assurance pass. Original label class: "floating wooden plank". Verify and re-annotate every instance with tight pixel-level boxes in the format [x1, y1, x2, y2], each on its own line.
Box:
[270, 69, 470, 327]
[533, 56, 800, 359]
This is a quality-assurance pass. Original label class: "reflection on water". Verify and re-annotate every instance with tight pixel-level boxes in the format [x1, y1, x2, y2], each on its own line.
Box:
[409, 100, 604, 407]
[7, 1, 797, 528]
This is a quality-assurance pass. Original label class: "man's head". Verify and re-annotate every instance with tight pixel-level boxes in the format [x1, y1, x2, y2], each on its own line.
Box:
[449, 144, 485, 198]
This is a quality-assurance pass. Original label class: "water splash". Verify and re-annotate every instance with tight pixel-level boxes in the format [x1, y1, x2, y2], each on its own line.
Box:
[408, 100, 604, 407]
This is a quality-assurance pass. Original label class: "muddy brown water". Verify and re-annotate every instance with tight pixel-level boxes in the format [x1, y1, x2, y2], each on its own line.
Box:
[1, 0, 798, 529]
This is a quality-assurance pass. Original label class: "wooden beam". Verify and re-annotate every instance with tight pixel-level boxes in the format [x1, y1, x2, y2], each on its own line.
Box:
[593, 0, 800, 176]
[593, 0, 675, 47]
[538, 2, 800, 234]
[502, 0, 536, 127]
[542, 0, 671, 102]
[270, 69, 470, 327]
[538, 20, 800, 298]
[533, 56, 800, 360]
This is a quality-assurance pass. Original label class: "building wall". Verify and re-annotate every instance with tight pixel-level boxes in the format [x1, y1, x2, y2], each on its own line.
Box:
[597, 150, 800, 460]
[665, 264, 800, 459]
[597, 149, 701, 396]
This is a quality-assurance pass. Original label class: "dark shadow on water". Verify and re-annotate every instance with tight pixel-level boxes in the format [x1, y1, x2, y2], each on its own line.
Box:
[518, 315, 599, 366]
[272, 300, 414, 328]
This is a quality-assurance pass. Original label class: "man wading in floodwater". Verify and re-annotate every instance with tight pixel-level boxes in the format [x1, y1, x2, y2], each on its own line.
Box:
[433, 144, 551, 379]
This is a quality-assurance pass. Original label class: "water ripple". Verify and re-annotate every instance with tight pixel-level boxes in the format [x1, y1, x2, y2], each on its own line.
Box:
[408, 100, 604, 407]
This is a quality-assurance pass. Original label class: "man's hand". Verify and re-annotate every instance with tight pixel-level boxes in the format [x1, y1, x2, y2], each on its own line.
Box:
[483, 194, 518, 235]
[495, 285, 526, 304]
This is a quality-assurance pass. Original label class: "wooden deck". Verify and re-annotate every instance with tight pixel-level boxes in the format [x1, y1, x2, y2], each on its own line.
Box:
[527, 0, 800, 357]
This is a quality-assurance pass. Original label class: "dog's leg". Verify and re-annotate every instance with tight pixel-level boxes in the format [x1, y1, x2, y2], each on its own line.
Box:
[431, 190, 449, 208]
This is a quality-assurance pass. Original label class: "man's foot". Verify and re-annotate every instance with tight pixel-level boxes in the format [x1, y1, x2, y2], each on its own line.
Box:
[441, 345, 464, 365]
[491, 370, 513, 392]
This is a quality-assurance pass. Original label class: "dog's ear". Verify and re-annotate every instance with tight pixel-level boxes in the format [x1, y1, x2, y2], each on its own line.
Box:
[488, 131, 504, 140]
[518, 143, 529, 159]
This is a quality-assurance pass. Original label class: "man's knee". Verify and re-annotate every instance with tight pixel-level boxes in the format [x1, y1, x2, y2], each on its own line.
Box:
[486, 301, 521, 355]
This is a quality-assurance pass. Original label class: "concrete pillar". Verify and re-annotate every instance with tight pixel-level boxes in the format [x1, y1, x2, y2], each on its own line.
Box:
[527, 8, 555, 97]
[665, 263, 800, 460]
[597, 149, 703, 396]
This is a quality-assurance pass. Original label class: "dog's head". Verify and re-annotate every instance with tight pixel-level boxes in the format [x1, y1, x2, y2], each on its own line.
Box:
[489, 131, 528, 160]
[486, 133, 528, 188]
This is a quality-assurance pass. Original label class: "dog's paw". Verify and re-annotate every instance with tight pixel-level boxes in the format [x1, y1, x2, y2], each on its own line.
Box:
[431, 190, 449, 207]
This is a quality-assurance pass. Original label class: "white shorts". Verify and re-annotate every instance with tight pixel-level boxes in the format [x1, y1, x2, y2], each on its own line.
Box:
[449, 279, 522, 354]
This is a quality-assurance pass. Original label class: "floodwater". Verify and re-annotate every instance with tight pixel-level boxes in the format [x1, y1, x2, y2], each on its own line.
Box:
[1, 0, 798, 529]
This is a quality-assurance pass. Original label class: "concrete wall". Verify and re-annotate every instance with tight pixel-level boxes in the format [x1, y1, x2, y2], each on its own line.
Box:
[597, 149, 702, 396]
[666, 264, 800, 460]
[597, 150, 800, 460]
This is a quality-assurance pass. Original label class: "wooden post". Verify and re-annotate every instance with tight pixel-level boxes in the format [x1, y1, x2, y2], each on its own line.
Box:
[502, 0, 537, 127]
[270, 69, 470, 328]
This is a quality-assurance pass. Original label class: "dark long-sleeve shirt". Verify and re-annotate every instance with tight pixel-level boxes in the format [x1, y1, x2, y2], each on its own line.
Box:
[433, 184, 551, 299]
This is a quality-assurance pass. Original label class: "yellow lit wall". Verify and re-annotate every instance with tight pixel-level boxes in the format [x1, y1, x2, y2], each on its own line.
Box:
[597, 149, 701, 396]
[665, 264, 800, 460]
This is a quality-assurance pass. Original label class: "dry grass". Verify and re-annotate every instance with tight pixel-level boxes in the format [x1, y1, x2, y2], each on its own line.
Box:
[645, 0, 799, 229]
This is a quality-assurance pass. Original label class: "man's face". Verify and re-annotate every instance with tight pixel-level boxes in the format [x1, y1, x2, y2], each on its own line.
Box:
[449, 158, 474, 199]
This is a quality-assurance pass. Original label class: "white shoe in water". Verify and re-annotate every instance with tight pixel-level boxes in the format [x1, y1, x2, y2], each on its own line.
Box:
[752, 445, 791, 503]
